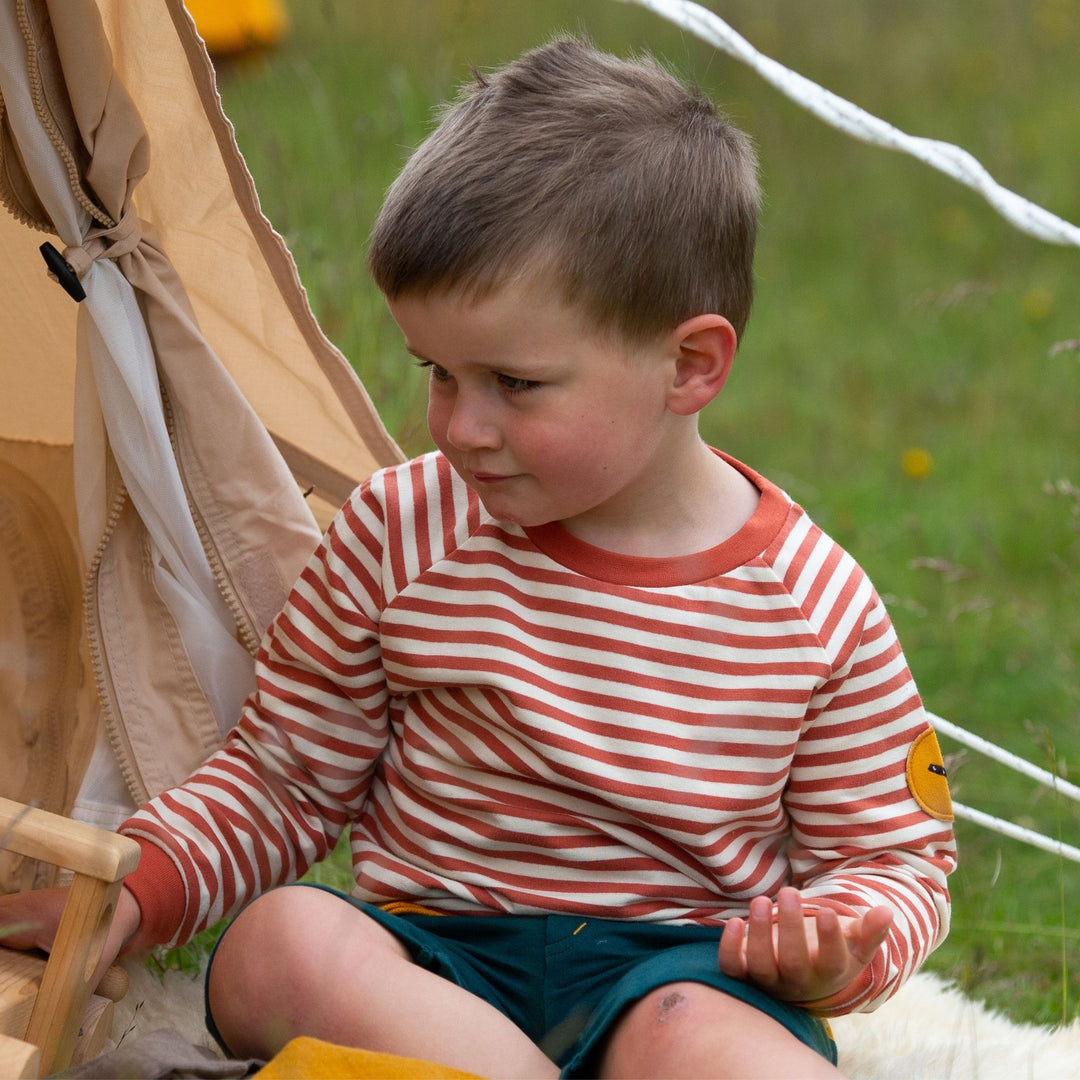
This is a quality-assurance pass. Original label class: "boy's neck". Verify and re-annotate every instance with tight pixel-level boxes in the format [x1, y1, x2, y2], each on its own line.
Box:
[559, 442, 760, 558]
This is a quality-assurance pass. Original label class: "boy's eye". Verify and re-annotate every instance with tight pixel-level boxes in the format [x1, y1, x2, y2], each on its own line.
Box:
[415, 360, 539, 394]
[496, 373, 542, 394]
[416, 360, 451, 381]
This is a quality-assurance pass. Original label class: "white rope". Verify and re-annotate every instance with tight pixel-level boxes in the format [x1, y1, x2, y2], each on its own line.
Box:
[952, 801, 1080, 865]
[928, 713, 1080, 864]
[615, 0, 1080, 248]
[929, 713, 1080, 806]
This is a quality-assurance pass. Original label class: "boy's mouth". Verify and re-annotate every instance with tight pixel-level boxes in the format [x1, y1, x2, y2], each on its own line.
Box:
[470, 471, 515, 485]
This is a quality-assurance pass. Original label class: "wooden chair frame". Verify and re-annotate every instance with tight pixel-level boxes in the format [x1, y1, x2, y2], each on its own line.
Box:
[0, 797, 140, 1077]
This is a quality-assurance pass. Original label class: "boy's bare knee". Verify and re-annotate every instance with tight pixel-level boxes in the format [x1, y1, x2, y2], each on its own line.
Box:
[599, 982, 713, 1077]
[207, 888, 406, 1057]
[599, 982, 841, 1080]
[208, 889, 313, 1053]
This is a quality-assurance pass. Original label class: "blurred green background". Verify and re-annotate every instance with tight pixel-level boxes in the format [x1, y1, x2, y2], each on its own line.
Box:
[208, 0, 1079, 1026]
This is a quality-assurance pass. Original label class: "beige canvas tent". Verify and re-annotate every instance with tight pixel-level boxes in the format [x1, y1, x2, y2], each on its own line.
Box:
[0, 0, 402, 873]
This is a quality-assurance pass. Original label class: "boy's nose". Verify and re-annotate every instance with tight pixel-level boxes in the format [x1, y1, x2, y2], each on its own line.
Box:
[445, 394, 500, 451]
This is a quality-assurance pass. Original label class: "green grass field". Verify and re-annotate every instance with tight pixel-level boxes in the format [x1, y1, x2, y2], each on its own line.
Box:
[210, 0, 1080, 1027]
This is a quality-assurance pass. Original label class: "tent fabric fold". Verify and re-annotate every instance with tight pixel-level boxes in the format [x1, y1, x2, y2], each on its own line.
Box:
[0, 0, 402, 835]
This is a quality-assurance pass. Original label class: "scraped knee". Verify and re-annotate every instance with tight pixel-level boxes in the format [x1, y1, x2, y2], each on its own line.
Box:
[599, 981, 717, 1076]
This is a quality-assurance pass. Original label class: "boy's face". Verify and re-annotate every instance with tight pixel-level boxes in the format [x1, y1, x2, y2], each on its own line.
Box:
[387, 282, 689, 543]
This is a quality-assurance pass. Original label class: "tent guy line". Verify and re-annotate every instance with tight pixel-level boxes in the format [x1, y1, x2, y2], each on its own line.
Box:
[617, 0, 1080, 248]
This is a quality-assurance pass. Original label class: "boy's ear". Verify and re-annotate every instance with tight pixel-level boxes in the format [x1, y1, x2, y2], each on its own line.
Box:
[665, 314, 738, 416]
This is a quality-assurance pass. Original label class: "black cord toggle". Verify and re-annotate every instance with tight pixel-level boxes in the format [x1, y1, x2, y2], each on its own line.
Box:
[40, 241, 86, 302]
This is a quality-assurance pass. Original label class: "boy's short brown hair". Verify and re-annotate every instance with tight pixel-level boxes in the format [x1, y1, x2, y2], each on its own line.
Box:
[368, 37, 760, 343]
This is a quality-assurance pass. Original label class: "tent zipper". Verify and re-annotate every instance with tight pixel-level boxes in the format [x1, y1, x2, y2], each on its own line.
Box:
[83, 481, 147, 807]
[160, 383, 262, 658]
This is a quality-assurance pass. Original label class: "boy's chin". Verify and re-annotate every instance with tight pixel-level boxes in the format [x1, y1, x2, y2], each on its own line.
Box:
[471, 490, 553, 531]
[478, 504, 541, 530]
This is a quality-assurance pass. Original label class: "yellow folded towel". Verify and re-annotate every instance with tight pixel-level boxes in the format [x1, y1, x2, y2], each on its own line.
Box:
[255, 1036, 486, 1079]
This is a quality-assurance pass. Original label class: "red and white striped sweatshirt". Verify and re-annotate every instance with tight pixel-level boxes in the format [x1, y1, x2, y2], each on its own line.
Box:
[122, 450, 955, 1014]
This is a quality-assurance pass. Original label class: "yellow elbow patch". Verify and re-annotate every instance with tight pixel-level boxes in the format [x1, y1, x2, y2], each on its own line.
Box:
[907, 727, 954, 822]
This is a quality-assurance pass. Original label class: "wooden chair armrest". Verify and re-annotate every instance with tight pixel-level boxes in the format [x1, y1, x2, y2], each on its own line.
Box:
[0, 797, 140, 883]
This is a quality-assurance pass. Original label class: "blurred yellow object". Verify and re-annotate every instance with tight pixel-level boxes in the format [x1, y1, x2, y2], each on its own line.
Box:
[1021, 286, 1054, 322]
[901, 447, 934, 479]
[255, 1037, 484, 1080]
[184, 0, 289, 55]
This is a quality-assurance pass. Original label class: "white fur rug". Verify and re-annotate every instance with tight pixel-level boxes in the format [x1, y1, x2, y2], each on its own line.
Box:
[830, 973, 1079, 1079]
[110, 960, 1080, 1079]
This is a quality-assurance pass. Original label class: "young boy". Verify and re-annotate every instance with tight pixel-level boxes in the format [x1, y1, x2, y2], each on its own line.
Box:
[4, 38, 955, 1078]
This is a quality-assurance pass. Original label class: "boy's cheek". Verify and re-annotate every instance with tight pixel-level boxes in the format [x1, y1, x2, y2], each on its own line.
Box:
[425, 400, 456, 451]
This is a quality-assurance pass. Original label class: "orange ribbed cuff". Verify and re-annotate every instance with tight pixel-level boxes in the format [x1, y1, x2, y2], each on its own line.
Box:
[121, 837, 188, 948]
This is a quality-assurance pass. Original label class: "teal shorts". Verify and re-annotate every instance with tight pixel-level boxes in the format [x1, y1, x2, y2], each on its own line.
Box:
[206, 883, 837, 1076]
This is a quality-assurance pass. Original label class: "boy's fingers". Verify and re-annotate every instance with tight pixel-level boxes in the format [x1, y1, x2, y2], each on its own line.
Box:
[774, 887, 811, 982]
[743, 894, 779, 984]
[718, 916, 748, 977]
[0, 887, 65, 952]
[847, 905, 894, 966]
[809, 906, 851, 983]
[720, 897, 895, 999]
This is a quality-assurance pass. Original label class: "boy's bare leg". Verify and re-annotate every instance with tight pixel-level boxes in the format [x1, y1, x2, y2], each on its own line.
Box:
[598, 981, 844, 1080]
[207, 887, 558, 1078]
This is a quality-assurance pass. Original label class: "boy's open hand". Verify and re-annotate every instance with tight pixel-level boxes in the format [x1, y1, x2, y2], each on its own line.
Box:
[718, 886, 893, 1006]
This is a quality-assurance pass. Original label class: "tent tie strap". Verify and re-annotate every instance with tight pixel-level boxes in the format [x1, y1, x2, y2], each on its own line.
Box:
[62, 204, 143, 279]
[39, 206, 142, 302]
